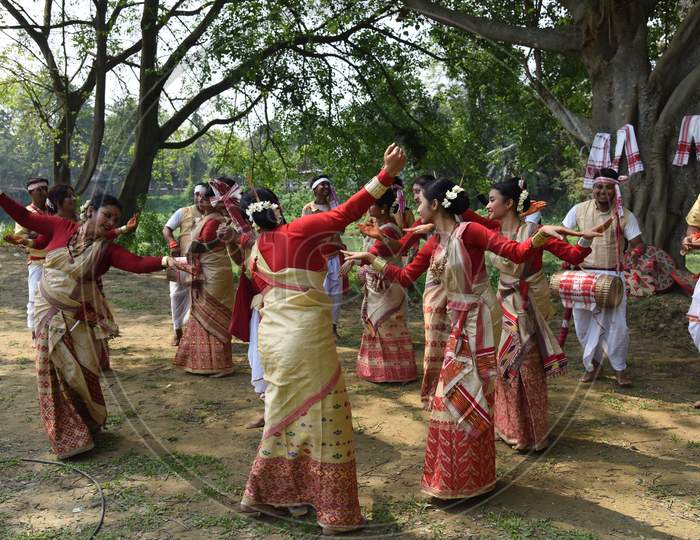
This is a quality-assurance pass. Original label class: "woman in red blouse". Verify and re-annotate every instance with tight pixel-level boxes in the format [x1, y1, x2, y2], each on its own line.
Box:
[343, 178, 601, 500]
[353, 187, 416, 383]
[485, 178, 606, 452]
[0, 189, 177, 459]
[237, 144, 404, 534]
[173, 180, 242, 376]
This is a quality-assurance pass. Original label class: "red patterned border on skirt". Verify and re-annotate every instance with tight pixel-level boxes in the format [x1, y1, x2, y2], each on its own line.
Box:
[243, 454, 363, 527]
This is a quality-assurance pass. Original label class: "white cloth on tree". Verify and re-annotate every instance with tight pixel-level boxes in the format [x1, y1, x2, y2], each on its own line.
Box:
[572, 269, 629, 372]
[584, 133, 611, 188]
[324, 254, 343, 325]
[26, 262, 43, 330]
[612, 124, 644, 175]
[247, 307, 267, 395]
[673, 115, 700, 167]
[169, 280, 190, 330]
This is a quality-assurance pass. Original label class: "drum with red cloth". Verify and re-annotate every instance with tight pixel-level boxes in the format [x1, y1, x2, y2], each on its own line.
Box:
[550, 270, 624, 309]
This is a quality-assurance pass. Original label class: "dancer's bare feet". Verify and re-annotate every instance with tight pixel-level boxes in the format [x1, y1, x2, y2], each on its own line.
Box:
[580, 361, 603, 383]
[693, 401, 700, 409]
[171, 329, 182, 346]
[614, 370, 632, 387]
[245, 415, 265, 429]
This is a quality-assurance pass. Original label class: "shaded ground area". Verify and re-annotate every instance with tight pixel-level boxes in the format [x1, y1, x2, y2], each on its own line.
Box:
[0, 245, 699, 539]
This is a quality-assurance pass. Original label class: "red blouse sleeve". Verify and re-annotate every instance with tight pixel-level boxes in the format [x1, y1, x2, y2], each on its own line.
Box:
[105, 244, 164, 273]
[0, 192, 63, 236]
[395, 218, 425, 256]
[543, 236, 592, 265]
[369, 225, 402, 257]
[287, 170, 395, 237]
[464, 222, 535, 263]
[382, 236, 436, 288]
[198, 218, 220, 243]
[461, 209, 499, 230]
[32, 234, 49, 250]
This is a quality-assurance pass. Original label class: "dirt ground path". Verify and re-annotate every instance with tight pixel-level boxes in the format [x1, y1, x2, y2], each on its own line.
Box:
[1, 245, 699, 539]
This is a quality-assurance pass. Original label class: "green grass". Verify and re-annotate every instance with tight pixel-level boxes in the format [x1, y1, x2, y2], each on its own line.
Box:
[486, 510, 599, 540]
[600, 394, 626, 411]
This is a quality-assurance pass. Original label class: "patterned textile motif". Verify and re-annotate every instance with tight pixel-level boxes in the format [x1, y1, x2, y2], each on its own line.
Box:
[555, 271, 599, 310]
[357, 222, 416, 383]
[494, 342, 549, 451]
[242, 374, 362, 528]
[420, 283, 449, 407]
[584, 133, 611, 188]
[673, 115, 700, 166]
[612, 124, 644, 175]
[421, 390, 496, 499]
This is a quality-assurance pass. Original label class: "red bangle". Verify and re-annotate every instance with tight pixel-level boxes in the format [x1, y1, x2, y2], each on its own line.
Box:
[377, 168, 393, 186]
[632, 245, 645, 256]
[168, 240, 179, 250]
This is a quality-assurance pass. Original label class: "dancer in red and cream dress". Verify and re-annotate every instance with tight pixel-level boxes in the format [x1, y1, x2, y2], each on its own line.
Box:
[0, 189, 179, 459]
[173, 179, 242, 376]
[485, 177, 607, 452]
[236, 144, 405, 534]
[344, 178, 601, 499]
[350, 187, 416, 383]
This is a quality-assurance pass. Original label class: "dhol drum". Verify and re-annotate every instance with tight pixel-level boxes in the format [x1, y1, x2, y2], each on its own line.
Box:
[550, 270, 624, 309]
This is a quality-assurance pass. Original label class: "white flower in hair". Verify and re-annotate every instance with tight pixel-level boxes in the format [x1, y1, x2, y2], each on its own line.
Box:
[246, 200, 279, 222]
[442, 185, 464, 208]
[517, 190, 529, 213]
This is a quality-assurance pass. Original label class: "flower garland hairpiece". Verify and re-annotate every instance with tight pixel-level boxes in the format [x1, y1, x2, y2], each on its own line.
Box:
[441, 185, 464, 209]
[245, 200, 279, 222]
[517, 189, 529, 213]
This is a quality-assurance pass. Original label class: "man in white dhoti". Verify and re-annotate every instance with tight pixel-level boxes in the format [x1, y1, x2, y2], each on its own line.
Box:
[562, 168, 644, 387]
[13, 177, 49, 336]
[682, 193, 700, 408]
[162, 183, 208, 345]
[302, 175, 344, 337]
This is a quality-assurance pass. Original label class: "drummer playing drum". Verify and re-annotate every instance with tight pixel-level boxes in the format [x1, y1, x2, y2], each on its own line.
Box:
[561, 168, 645, 387]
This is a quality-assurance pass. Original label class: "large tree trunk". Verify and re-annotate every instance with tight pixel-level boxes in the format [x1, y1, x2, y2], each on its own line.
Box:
[566, 2, 697, 262]
[52, 106, 78, 186]
[118, 0, 161, 220]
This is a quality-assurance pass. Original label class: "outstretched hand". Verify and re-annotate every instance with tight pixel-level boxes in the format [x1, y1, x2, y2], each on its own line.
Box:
[340, 259, 355, 276]
[216, 223, 239, 244]
[125, 213, 140, 233]
[357, 222, 383, 240]
[540, 225, 603, 241]
[3, 234, 29, 246]
[341, 250, 375, 265]
[403, 223, 434, 235]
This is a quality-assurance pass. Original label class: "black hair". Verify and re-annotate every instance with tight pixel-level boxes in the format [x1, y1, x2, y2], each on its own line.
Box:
[205, 185, 215, 198]
[413, 174, 435, 189]
[422, 179, 469, 215]
[374, 186, 396, 211]
[309, 174, 330, 189]
[240, 188, 283, 230]
[394, 177, 404, 188]
[595, 167, 619, 181]
[87, 191, 123, 212]
[48, 184, 75, 211]
[491, 177, 531, 213]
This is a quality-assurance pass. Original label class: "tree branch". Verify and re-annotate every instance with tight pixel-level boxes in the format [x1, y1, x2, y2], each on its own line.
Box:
[657, 62, 700, 129]
[161, 93, 263, 149]
[649, 2, 700, 95]
[403, 0, 582, 53]
[522, 63, 593, 144]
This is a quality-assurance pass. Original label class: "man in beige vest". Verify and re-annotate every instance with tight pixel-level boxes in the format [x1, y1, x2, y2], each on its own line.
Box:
[13, 177, 49, 334]
[562, 168, 644, 387]
[162, 183, 208, 345]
